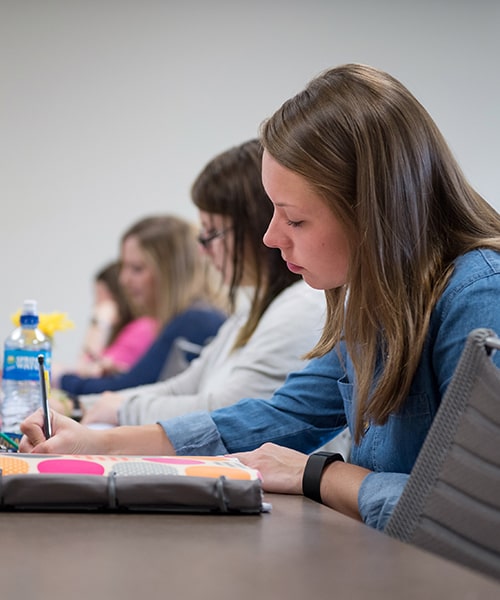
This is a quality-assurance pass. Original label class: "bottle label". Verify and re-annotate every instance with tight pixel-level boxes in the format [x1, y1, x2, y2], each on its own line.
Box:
[2, 349, 52, 381]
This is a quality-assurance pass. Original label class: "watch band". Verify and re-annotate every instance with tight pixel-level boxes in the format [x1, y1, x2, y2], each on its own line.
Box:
[302, 451, 345, 503]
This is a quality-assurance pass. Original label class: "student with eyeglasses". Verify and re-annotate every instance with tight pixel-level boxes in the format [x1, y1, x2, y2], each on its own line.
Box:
[46, 139, 326, 428]
[197, 226, 233, 249]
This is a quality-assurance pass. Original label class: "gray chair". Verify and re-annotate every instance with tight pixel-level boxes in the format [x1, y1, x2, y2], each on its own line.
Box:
[385, 328, 500, 581]
[158, 337, 205, 380]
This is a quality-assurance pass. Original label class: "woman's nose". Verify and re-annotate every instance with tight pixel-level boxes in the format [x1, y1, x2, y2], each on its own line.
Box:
[263, 219, 279, 249]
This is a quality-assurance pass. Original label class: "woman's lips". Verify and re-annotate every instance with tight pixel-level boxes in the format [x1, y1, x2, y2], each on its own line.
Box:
[286, 261, 303, 274]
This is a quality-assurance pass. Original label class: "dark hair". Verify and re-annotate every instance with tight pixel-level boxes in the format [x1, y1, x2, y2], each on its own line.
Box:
[95, 261, 134, 345]
[191, 139, 301, 348]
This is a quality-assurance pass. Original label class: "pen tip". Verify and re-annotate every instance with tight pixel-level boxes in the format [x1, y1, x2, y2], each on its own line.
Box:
[38, 354, 44, 364]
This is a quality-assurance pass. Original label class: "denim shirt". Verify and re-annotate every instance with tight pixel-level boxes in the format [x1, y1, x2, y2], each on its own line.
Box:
[160, 249, 500, 530]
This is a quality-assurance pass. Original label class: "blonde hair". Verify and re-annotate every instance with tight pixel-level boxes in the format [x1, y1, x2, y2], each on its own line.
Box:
[121, 215, 225, 326]
[261, 63, 500, 442]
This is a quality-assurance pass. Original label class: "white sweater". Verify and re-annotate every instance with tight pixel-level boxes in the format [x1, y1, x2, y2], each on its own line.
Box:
[118, 280, 326, 425]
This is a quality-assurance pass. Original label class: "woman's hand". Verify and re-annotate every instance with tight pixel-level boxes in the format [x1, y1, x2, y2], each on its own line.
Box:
[80, 391, 124, 425]
[231, 442, 308, 494]
[233, 442, 370, 522]
[19, 408, 105, 454]
[20, 408, 176, 456]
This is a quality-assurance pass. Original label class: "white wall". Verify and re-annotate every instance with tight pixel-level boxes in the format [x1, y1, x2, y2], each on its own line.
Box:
[1, 0, 499, 364]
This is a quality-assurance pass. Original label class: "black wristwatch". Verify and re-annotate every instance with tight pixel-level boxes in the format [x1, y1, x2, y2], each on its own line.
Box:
[302, 451, 345, 503]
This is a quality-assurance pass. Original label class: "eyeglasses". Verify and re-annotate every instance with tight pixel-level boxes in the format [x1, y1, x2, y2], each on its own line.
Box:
[197, 227, 232, 249]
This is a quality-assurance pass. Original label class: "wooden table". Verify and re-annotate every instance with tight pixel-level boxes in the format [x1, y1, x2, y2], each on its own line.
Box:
[0, 493, 498, 599]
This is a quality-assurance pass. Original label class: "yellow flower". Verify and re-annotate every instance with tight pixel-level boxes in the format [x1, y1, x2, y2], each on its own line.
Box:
[11, 310, 75, 339]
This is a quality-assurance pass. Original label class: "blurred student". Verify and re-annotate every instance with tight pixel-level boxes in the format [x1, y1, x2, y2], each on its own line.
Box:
[75, 261, 157, 377]
[54, 214, 227, 398]
[50, 261, 157, 388]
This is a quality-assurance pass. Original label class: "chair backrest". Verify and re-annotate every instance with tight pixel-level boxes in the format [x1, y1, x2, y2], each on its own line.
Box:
[158, 337, 204, 380]
[385, 328, 500, 581]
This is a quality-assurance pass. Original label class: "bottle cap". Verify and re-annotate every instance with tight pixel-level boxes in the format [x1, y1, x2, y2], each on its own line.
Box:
[22, 299, 38, 316]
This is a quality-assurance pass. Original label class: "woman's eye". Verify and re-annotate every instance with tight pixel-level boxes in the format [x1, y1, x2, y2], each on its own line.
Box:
[287, 220, 303, 228]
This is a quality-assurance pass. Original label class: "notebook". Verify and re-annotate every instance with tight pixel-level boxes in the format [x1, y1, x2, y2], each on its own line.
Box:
[0, 453, 268, 514]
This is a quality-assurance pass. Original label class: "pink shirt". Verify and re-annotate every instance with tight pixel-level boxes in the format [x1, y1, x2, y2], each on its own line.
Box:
[102, 317, 158, 371]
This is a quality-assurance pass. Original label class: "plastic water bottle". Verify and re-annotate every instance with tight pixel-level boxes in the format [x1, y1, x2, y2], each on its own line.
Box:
[1, 299, 51, 434]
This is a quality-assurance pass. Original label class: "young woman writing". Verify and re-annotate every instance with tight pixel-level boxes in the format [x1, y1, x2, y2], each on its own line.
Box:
[20, 64, 500, 531]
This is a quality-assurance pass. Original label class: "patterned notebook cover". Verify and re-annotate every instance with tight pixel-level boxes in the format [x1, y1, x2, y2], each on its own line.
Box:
[0, 454, 266, 514]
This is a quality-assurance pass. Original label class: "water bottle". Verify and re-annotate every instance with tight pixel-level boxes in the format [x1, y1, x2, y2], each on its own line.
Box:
[1, 299, 51, 434]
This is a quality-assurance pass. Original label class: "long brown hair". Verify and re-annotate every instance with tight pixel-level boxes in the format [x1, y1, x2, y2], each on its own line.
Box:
[261, 63, 500, 441]
[191, 139, 301, 349]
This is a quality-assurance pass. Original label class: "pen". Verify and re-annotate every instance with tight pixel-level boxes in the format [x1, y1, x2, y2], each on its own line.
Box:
[38, 354, 52, 439]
